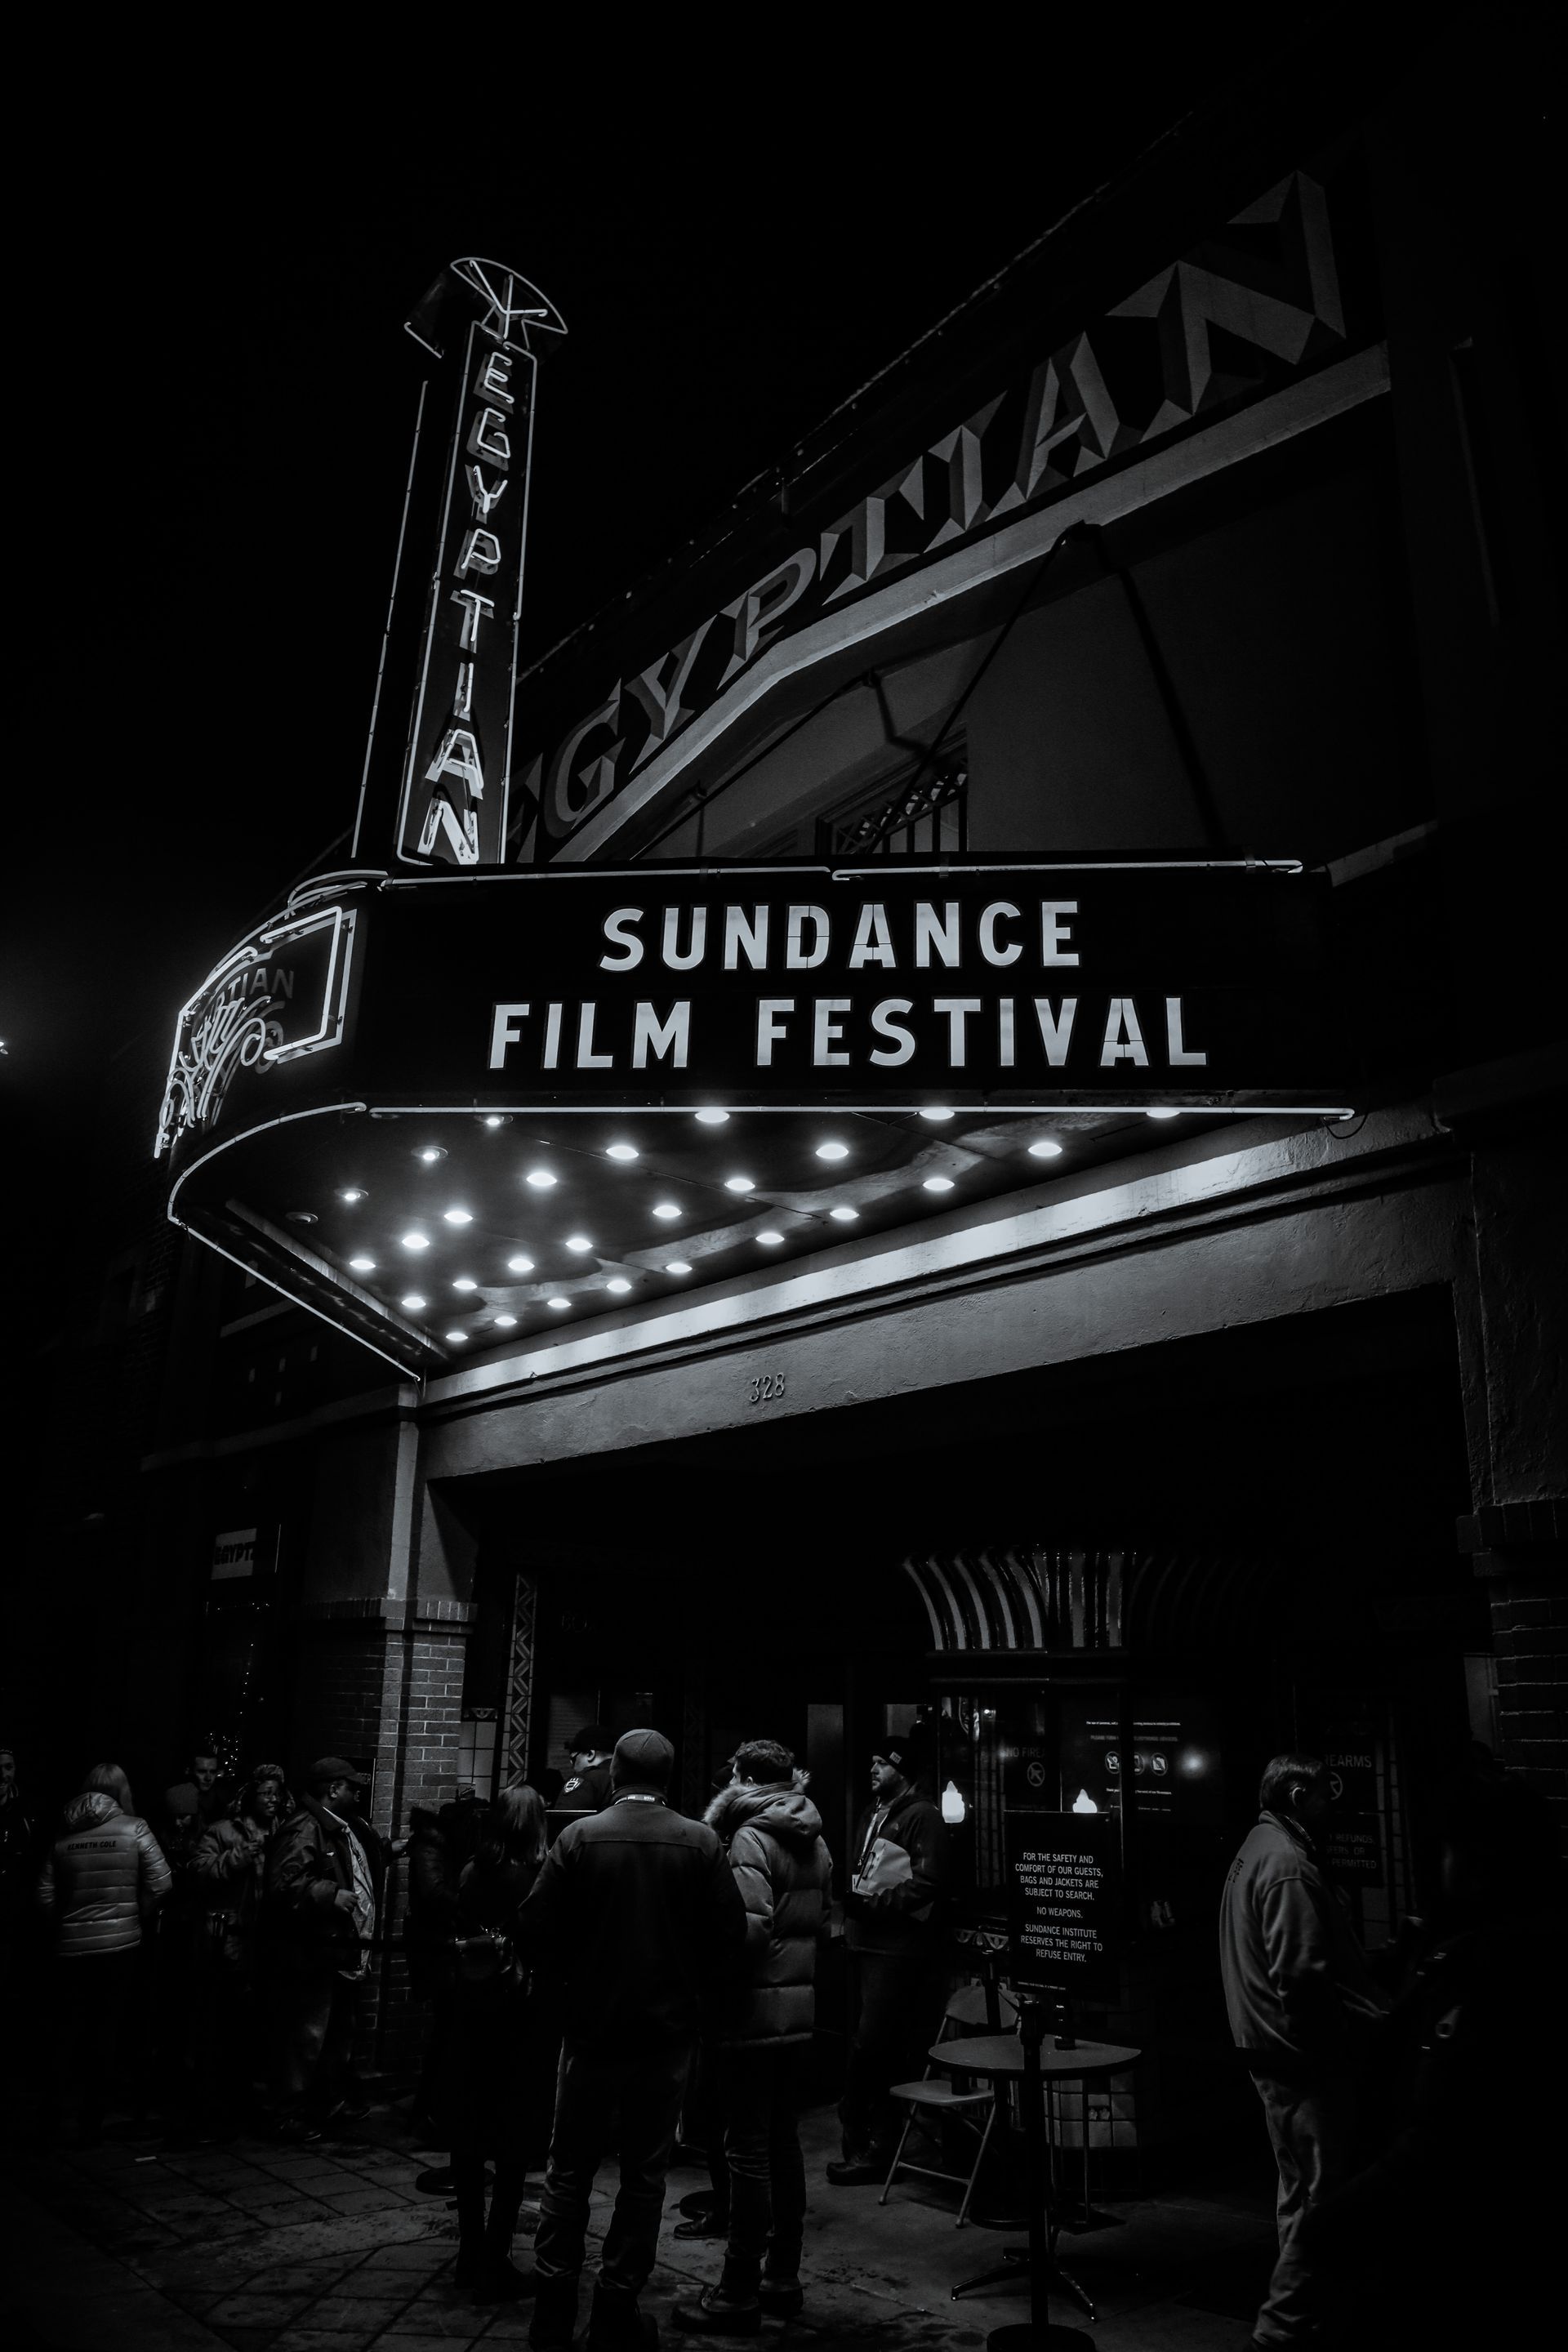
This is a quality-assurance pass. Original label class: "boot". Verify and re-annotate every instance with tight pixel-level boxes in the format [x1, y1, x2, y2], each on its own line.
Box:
[586, 2278, 659, 2347]
[476, 2163, 535, 2303]
[671, 2256, 761, 2336]
[529, 2269, 581, 2350]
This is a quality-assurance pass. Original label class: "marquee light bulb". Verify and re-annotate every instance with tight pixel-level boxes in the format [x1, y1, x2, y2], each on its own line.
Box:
[695, 1109, 730, 1125]
[757, 1231, 784, 1246]
[547, 1296, 571, 1311]
[443, 1207, 473, 1226]
[816, 1142, 849, 1161]
[481, 1114, 510, 1128]
[666, 1261, 693, 1276]
[1147, 1107, 1181, 1120]
[923, 1176, 955, 1193]
[416, 1146, 447, 1164]
[829, 1206, 858, 1223]
[401, 1294, 427, 1311]
[607, 1276, 631, 1294]
[506, 1254, 535, 1275]
[1028, 1139, 1064, 1159]
[452, 1277, 477, 1293]
[445, 1330, 467, 1345]
[606, 1143, 639, 1161]
[340, 1187, 367, 1204]
[494, 1312, 517, 1329]
[526, 1169, 557, 1187]
[724, 1175, 755, 1193]
[565, 1235, 593, 1254]
[653, 1203, 681, 1220]
[920, 1108, 954, 1123]
[401, 1231, 430, 1250]
[349, 1255, 376, 1272]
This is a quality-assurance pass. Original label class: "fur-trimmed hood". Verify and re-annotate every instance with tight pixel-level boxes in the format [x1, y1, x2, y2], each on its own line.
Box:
[705, 1780, 824, 1851]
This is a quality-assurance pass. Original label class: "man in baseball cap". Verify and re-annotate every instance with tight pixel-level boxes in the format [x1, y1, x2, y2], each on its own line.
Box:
[558, 1725, 615, 1820]
[826, 1735, 949, 2186]
[265, 1757, 385, 2138]
[517, 1728, 746, 2350]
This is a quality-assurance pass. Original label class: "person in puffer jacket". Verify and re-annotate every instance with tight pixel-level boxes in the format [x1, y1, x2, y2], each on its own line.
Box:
[673, 1740, 832, 2337]
[37, 1763, 172, 2144]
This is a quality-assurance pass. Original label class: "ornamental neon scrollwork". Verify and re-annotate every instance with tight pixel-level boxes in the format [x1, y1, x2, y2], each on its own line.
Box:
[156, 981, 280, 1156]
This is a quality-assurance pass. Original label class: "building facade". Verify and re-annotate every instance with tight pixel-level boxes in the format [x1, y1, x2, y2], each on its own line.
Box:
[33, 31, 1561, 2134]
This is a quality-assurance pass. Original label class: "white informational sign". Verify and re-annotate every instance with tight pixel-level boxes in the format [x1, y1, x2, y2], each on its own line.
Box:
[212, 1527, 257, 1580]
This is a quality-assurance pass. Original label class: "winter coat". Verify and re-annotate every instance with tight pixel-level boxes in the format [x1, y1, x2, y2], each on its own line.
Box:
[844, 1784, 950, 1958]
[518, 1793, 746, 2052]
[404, 1806, 461, 1998]
[265, 1795, 385, 1967]
[1218, 1811, 1386, 2067]
[37, 1793, 172, 1958]
[191, 1813, 274, 1965]
[705, 1782, 832, 2047]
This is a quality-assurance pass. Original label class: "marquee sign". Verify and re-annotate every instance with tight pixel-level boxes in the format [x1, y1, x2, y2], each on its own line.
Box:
[352, 257, 566, 874]
[517, 168, 1362, 862]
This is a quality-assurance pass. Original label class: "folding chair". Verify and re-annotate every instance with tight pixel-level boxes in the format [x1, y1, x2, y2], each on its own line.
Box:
[879, 1982, 1019, 2225]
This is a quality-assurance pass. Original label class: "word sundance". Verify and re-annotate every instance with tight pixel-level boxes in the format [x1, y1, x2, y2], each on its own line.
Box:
[1007, 1814, 1120, 1997]
[488, 897, 1210, 1080]
[399, 329, 535, 868]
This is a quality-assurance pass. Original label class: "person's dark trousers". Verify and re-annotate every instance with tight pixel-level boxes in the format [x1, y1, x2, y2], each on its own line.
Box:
[453, 2144, 532, 2285]
[534, 2035, 693, 2295]
[277, 1958, 359, 2118]
[1250, 2067, 1356, 2345]
[719, 2042, 804, 2287]
[838, 1949, 945, 2161]
[416, 1987, 456, 2136]
[53, 1948, 138, 2144]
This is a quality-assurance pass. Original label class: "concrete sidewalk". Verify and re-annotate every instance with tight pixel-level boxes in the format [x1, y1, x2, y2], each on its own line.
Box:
[0, 2100, 1276, 2351]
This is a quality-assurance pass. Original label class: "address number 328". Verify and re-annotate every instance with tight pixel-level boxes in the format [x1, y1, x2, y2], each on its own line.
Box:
[747, 1372, 786, 1405]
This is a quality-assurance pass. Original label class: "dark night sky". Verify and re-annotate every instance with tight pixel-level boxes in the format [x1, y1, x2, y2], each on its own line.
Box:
[8, 20, 1328, 1274]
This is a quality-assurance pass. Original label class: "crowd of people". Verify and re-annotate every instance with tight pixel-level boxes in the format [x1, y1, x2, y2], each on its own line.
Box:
[3, 1723, 1559, 2349]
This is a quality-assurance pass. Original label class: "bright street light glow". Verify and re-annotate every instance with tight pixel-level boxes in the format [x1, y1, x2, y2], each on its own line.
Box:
[816, 1142, 849, 1160]
[607, 1277, 631, 1294]
[506, 1254, 535, 1274]
[401, 1231, 430, 1250]
[695, 1109, 730, 1125]
[829, 1206, 858, 1223]
[525, 1169, 557, 1187]
[443, 1207, 473, 1226]
[923, 1176, 955, 1193]
[1028, 1139, 1064, 1159]
[653, 1203, 680, 1220]
[606, 1143, 639, 1161]
[666, 1261, 693, 1276]
[452, 1277, 477, 1293]
[725, 1175, 755, 1193]
[565, 1236, 593, 1254]
[349, 1255, 376, 1272]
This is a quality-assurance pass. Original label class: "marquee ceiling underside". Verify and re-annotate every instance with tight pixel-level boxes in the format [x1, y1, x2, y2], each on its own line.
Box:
[176, 1104, 1214, 1374]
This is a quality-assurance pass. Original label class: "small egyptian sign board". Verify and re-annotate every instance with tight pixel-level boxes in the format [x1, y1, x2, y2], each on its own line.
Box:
[211, 1527, 257, 1581]
[1004, 1811, 1120, 2001]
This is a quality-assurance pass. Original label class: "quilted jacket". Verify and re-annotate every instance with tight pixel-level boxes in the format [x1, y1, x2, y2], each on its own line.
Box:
[705, 1783, 832, 2047]
[37, 1793, 172, 1958]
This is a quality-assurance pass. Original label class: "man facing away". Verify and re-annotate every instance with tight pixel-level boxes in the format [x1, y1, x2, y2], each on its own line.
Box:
[518, 1728, 746, 2352]
[826, 1740, 949, 2186]
[673, 1740, 832, 2336]
[1218, 1751, 1385, 2349]
[265, 1757, 385, 2137]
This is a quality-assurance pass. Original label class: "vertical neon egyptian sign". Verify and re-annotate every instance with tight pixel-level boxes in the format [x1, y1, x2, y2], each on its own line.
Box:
[353, 257, 566, 870]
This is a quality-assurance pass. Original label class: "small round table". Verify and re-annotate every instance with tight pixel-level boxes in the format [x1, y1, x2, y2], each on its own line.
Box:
[929, 2029, 1141, 2345]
